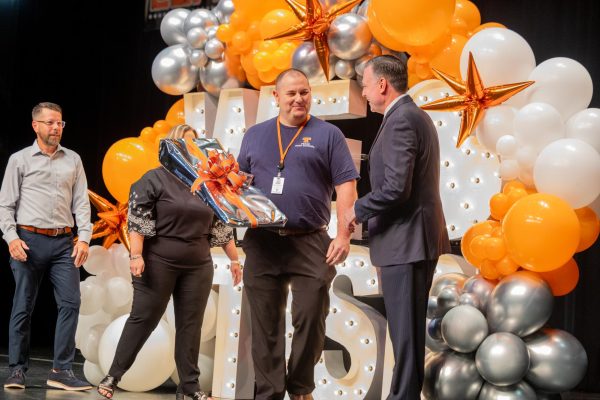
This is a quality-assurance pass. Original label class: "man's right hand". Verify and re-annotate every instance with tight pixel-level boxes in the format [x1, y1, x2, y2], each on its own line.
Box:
[9, 239, 29, 262]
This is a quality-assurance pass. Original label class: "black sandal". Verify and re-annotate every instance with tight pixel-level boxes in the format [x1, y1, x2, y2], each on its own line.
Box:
[97, 375, 119, 399]
[175, 391, 212, 400]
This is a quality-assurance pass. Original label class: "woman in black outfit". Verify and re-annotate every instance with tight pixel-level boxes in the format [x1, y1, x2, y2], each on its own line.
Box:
[98, 125, 242, 400]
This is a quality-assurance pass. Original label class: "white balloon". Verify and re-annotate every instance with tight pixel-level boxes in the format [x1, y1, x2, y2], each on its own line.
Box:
[499, 159, 520, 181]
[83, 360, 105, 386]
[98, 315, 176, 392]
[495, 135, 518, 158]
[534, 138, 600, 208]
[461, 28, 535, 108]
[80, 324, 107, 364]
[106, 277, 133, 309]
[514, 102, 565, 152]
[566, 108, 600, 153]
[170, 353, 214, 391]
[518, 168, 535, 188]
[76, 309, 112, 349]
[515, 146, 538, 170]
[83, 245, 113, 275]
[109, 243, 131, 280]
[476, 106, 517, 153]
[80, 279, 106, 315]
[527, 57, 593, 121]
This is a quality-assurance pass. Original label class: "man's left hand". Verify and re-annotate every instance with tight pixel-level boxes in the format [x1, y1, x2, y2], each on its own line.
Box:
[343, 206, 357, 232]
[326, 236, 350, 266]
[72, 241, 89, 268]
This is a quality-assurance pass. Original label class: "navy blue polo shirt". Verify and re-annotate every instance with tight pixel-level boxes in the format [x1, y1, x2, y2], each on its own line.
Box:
[237, 116, 359, 230]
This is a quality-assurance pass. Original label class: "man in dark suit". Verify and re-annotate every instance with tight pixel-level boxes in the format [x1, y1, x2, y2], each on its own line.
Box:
[344, 55, 451, 400]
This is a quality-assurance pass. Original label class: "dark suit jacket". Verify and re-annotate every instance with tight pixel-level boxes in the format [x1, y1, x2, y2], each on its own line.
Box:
[355, 95, 451, 267]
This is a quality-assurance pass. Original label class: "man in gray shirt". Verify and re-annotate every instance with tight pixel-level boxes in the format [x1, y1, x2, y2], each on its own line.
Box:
[0, 102, 93, 391]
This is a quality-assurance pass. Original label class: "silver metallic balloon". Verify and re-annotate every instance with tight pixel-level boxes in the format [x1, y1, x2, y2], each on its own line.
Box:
[476, 332, 530, 386]
[441, 305, 488, 353]
[525, 328, 588, 392]
[189, 49, 209, 68]
[461, 274, 496, 312]
[486, 271, 553, 337]
[327, 13, 372, 60]
[206, 25, 219, 40]
[204, 38, 225, 60]
[184, 9, 219, 33]
[199, 60, 243, 97]
[354, 54, 373, 76]
[436, 286, 459, 316]
[355, 0, 369, 17]
[425, 318, 449, 352]
[213, 0, 235, 24]
[427, 317, 443, 341]
[423, 352, 483, 400]
[430, 272, 469, 296]
[334, 59, 356, 79]
[478, 381, 537, 400]
[427, 296, 439, 319]
[458, 292, 481, 310]
[291, 42, 335, 84]
[160, 8, 191, 46]
[186, 27, 208, 49]
[152, 44, 199, 96]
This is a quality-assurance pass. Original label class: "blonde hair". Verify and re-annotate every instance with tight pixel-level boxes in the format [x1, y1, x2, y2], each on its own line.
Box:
[166, 124, 198, 140]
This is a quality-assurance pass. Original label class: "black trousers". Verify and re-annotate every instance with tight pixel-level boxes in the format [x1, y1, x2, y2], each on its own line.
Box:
[108, 256, 214, 394]
[380, 259, 437, 400]
[242, 229, 335, 400]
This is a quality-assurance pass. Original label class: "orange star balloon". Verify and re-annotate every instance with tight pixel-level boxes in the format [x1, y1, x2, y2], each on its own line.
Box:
[421, 52, 534, 148]
[88, 190, 130, 252]
[266, 0, 361, 80]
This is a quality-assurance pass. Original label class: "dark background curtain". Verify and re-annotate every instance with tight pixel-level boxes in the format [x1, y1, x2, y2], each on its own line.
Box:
[0, 0, 598, 392]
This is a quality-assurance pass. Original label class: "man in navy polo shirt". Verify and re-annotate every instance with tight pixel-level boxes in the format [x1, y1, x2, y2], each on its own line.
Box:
[237, 68, 358, 400]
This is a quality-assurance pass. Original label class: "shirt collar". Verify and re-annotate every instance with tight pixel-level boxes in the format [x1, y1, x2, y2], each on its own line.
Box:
[384, 93, 408, 117]
[30, 139, 63, 156]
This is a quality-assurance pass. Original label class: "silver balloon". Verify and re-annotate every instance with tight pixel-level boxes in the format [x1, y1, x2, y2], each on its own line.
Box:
[525, 328, 588, 392]
[292, 42, 335, 84]
[327, 13, 372, 60]
[423, 352, 483, 400]
[354, 54, 373, 76]
[189, 49, 209, 68]
[213, 0, 235, 24]
[486, 271, 553, 337]
[427, 296, 439, 319]
[478, 381, 537, 400]
[204, 38, 225, 60]
[334, 59, 356, 79]
[475, 332, 530, 386]
[441, 305, 488, 353]
[436, 286, 459, 316]
[354, 0, 369, 17]
[186, 27, 208, 49]
[461, 274, 496, 311]
[427, 317, 443, 341]
[458, 292, 481, 310]
[199, 60, 243, 97]
[160, 8, 191, 46]
[184, 8, 219, 33]
[430, 272, 469, 296]
[425, 318, 449, 352]
[152, 44, 198, 95]
[206, 25, 219, 40]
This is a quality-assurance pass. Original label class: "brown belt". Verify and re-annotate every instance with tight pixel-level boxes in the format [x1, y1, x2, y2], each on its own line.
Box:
[264, 225, 327, 237]
[17, 225, 72, 236]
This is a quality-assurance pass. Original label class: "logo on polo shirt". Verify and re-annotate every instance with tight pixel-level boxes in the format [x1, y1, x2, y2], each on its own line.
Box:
[295, 137, 315, 149]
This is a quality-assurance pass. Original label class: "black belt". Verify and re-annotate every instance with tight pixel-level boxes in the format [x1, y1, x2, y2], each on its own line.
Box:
[263, 225, 327, 237]
[17, 225, 72, 237]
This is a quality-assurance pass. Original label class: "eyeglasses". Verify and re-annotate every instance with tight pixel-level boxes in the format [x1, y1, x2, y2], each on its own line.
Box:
[35, 120, 66, 128]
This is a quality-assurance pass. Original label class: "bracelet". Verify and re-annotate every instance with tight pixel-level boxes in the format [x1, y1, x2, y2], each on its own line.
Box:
[130, 254, 143, 260]
[230, 260, 240, 265]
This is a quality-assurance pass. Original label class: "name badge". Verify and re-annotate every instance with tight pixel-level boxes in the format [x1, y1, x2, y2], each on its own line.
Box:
[271, 176, 285, 194]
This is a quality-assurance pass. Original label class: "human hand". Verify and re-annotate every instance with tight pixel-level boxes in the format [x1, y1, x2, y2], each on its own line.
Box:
[230, 261, 242, 286]
[343, 206, 357, 233]
[71, 241, 89, 268]
[9, 239, 29, 262]
[326, 236, 350, 266]
[130, 256, 145, 277]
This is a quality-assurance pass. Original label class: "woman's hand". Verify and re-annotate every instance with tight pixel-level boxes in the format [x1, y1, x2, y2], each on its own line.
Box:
[130, 255, 145, 277]
[230, 260, 242, 286]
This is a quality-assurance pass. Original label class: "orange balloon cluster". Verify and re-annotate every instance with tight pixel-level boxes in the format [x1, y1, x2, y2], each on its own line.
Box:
[462, 181, 599, 296]
[101, 99, 185, 203]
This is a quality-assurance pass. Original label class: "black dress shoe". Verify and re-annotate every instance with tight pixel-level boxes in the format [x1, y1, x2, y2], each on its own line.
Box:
[175, 391, 211, 400]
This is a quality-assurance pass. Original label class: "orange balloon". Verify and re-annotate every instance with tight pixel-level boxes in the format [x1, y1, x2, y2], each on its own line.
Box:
[503, 194, 580, 272]
[506, 187, 528, 208]
[253, 51, 273, 72]
[259, 9, 300, 40]
[489, 192, 509, 221]
[453, 0, 481, 31]
[575, 207, 600, 252]
[230, 11, 250, 31]
[258, 68, 280, 84]
[450, 17, 469, 36]
[102, 138, 157, 203]
[153, 120, 172, 135]
[245, 72, 265, 89]
[366, 5, 412, 51]
[484, 237, 506, 261]
[241, 49, 259, 75]
[495, 255, 519, 276]
[415, 62, 434, 80]
[429, 34, 468, 79]
[480, 259, 500, 280]
[139, 127, 157, 143]
[538, 258, 580, 296]
[461, 220, 500, 266]
[471, 22, 506, 36]
[469, 235, 488, 261]
[247, 21, 262, 41]
[368, 0, 455, 47]
[165, 99, 185, 127]
[259, 40, 280, 53]
[216, 24, 234, 43]
[232, 31, 252, 53]
[502, 180, 526, 194]
[409, 31, 452, 63]
[233, 0, 290, 22]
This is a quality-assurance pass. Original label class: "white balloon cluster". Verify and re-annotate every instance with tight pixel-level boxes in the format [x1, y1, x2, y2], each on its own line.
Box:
[424, 271, 588, 399]
[76, 243, 220, 393]
[153, 1, 242, 96]
[462, 28, 600, 209]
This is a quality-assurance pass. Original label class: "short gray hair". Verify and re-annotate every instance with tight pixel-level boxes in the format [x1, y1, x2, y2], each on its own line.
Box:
[275, 68, 309, 89]
[32, 102, 62, 120]
[166, 124, 198, 140]
[365, 55, 408, 94]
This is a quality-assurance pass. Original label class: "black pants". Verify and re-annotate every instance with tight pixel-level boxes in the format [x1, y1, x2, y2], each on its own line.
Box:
[380, 259, 437, 400]
[108, 256, 214, 394]
[242, 229, 335, 400]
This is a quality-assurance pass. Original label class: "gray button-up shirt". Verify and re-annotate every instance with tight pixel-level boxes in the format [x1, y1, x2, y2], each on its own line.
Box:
[0, 140, 92, 244]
